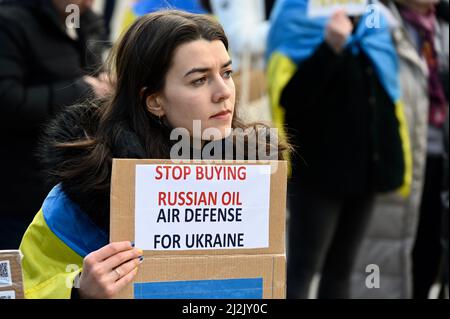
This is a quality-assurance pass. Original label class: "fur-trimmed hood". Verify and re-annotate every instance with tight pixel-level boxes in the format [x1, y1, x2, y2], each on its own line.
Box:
[38, 103, 146, 231]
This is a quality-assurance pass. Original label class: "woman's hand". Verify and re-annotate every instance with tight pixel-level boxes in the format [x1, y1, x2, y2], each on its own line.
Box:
[78, 241, 143, 299]
[325, 10, 354, 54]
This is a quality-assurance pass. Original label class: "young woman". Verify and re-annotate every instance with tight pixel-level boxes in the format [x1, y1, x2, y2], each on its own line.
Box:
[19, 10, 288, 299]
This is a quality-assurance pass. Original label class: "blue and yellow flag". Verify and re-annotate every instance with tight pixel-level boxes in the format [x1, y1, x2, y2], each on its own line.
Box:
[266, 0, 412, 196]
[122, 0, 207, 33]
[20, 185, 108, 299]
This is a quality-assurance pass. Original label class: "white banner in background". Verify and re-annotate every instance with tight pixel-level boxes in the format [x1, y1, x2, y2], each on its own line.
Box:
[307, 0, 369, 17]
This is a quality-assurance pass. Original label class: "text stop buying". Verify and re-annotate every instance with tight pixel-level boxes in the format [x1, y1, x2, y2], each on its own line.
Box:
[155, 165, 247, 181]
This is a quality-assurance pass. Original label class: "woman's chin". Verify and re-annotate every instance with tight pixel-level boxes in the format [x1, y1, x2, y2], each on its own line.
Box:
[201, 124, 233, 140]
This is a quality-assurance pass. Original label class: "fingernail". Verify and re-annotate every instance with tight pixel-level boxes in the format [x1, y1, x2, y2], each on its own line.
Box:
[136, 249, 144, 255]
[130, 241, 135, 247]
[139, 256, 144, 263]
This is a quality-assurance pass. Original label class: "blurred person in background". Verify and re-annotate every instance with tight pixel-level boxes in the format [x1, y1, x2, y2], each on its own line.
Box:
[350, 0, 449, 299]
[103, 0, 116, 39]
[201, 0, 276, 123]
[389, 0, 448, 299]
[350, 0, 448, 299]
[267, 0, 412, 298]
[0, 0, 110, 249]
[442, 105, 449, 299]
[204, 0, 275, 71]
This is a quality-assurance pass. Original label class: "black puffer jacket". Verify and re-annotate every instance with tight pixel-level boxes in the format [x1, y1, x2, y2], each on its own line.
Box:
[38, 103, 146, 232]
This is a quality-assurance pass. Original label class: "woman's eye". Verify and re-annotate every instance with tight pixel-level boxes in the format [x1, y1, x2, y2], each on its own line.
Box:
[223, 70, 233, 79]
[192, 77, 207, 86]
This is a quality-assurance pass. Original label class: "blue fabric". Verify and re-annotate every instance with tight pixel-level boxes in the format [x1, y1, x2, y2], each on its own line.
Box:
[134, 278, 264, 299]
[267, 0, 400, 102]
[133, 0, 207, 15]
[42, 184, 108, 257]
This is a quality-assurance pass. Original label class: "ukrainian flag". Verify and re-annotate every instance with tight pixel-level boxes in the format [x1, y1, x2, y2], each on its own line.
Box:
[122, 0, 207, 33]
[19, 185, 108, 299]
[266, 0, 412, 196]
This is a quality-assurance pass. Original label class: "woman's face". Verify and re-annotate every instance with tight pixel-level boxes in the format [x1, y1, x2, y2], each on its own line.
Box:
[156, 39, 235, 140]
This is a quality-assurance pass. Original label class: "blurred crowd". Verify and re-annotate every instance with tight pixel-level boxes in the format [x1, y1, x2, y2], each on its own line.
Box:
[0, 0, 448, 299]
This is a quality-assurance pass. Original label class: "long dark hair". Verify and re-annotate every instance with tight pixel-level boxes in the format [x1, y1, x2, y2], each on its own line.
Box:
[43, 10, 290, 208]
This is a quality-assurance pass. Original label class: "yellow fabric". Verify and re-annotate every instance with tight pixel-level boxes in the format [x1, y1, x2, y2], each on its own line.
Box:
[267, 52, 297, 135]
[395, 100, 413, 197]
[121, 7, 138, 35]
[267, 52, 298, 173]
[19, 209, 83, 299]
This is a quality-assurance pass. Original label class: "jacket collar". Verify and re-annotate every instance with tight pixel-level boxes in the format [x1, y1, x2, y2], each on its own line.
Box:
[387, 2, 429, 76]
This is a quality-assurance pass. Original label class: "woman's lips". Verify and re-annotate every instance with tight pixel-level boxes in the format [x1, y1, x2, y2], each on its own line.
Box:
[210, 110, 231, 120]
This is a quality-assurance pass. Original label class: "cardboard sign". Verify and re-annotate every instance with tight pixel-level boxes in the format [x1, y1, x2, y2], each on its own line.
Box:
[0, 250, 24, 299]
[133, 255, 285, 299]
[307, 0, 369, 17]
[110, 159, 287, 299]
[134, 164, 271, 251]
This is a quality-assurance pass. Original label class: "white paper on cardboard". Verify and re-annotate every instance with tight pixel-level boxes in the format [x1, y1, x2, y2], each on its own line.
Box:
[135, 164, 272, 251]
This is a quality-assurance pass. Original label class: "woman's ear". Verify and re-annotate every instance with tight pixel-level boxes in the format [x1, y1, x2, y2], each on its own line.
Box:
[145, 94, 165, 117]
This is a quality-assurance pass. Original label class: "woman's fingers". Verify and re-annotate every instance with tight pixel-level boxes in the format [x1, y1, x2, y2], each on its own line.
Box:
[113, 267, 139, 295]
[109, 256, 143, 283]
[102, 247, 143, 271]
[78, 242, 143, 298]
[87, 241, 134, 263]
[111, 258, 144, 294]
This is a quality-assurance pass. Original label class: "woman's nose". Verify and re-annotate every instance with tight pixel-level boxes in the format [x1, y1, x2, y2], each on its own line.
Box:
[211, 77, 233, 103]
